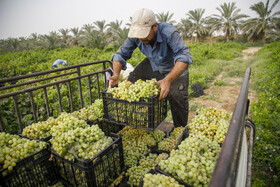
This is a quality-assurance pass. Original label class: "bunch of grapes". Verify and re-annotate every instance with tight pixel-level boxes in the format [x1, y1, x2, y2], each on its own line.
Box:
[0, 132, 46, 175]
[126, 153, 168, 187]
[158, 134, 221, 187]
[71, 99, 104, 120]
[188, 106, 232, 143]
[158, 127, 185, 152]
[214, 119, 230, 143]
[107, 79, 160, 102]
[143, 173, 184, 187]
[118, 126, 165, 167]
[49, 115, 112, 161]
[22, 117, 58, 140]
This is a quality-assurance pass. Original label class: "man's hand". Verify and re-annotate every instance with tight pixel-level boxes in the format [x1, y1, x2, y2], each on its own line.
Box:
[155, 78, 172, 100]
[109, 75, 119, 87]
[155, 61, 188, 100]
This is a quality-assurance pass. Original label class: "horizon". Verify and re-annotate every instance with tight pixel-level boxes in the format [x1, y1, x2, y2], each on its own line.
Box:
[0, 0, 278, 40]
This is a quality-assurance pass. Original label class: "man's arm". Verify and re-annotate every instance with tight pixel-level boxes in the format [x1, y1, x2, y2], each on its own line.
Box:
[110, 39, 138, 87]
[109, 61, 123, 87]
[155, 61, 188, 100]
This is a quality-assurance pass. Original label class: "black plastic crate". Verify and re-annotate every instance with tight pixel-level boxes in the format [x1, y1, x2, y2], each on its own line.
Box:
[50, 133, 125, 187]
[0, 147, 58, 187]
[102, 90, 167, 131]
[139, 169, 188, 187]
[19, 134, 53, 143]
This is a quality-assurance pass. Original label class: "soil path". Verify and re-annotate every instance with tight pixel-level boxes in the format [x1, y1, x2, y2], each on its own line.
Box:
[187, 47, 261, 124]
[158, 47, 261, 131]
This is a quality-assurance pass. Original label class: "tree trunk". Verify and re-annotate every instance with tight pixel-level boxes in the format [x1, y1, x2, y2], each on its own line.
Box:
[261, 32, 266, 43]
[226, 29, 230, 42]
[197, 32, 200, 43]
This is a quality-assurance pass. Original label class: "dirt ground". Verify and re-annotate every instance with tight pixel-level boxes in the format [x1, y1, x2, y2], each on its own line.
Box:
[157, 47, 261, 131]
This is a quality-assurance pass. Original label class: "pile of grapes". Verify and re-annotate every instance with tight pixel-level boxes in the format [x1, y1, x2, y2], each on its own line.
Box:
[22, 117, 58, 140]
[118, 126, 165, 167]
[0, 132, 46, 175]
[158, 127, 185, 152]
[49, 114, 112, 161]
[156, 106, 232, 187]
[158, 134, 221, 186]
[71, 99, 104, 121]
[107, 79, 160, 102]
[188, 106, 232, 143]
[126, 153, 168, 186]
[22, 99, 104, 140]
[143, 172, 184, 187]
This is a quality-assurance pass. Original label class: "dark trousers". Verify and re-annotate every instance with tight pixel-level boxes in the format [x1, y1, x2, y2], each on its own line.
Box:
[127, 58, 189, 127]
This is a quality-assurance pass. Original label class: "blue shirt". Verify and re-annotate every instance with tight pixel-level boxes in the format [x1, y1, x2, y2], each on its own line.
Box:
[111, 22, 193, 76]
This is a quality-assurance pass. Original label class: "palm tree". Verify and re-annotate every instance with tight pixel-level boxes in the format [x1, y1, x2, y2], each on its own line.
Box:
[93, 20, 108, 35]
[29, 33, 40, 49]
[6, 38, 20, 52]
[126, 17, 132, 27]
[70, 27, 82, 46]
[241, 0, 280, 42]
[176, 18, 193, 40]
[18, 37, 32, 51]
[59, 28, 71, 48]
[107, 20, 123, 46]
[186, 9, 208, 42]
[115, 28, 129, 47]
[40, 31, 61, 49]
[266, 29, 280, 41]
[93, 20, 108, 49]
[156, 11, 176, 24]
[82, 24, 95, 34]
[81, 29, 99, 48]
[207, 2, 248, 42]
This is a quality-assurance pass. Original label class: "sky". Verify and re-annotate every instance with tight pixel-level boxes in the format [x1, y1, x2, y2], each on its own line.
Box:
[0, 0, 278, 40]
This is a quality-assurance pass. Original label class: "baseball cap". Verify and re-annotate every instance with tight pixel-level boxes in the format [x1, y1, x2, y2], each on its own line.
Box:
[128, 8, 156, 38]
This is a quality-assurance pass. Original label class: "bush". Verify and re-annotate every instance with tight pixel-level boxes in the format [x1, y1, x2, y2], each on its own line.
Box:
[250, 41, 280, 186]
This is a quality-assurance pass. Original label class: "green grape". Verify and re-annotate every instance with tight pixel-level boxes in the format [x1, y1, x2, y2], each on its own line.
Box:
[106, 79, 161, 128]
[71, 99, 104, 120]
[143, 173, 184, 187]
[118, 126, 165, 167]
[158, 134, 221, 187]
[0, 132, 46, 174]
[158, 127, 185, 152]
[22, 117, 58, 139]
[126, 153, 168, 187]
[188, 106, 231, 142]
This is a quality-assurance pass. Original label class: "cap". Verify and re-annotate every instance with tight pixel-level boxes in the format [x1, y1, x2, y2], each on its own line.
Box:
[128, 8, 156, 38]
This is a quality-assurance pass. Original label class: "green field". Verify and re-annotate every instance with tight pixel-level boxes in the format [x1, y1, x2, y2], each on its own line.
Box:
[0, 41, 279, 186]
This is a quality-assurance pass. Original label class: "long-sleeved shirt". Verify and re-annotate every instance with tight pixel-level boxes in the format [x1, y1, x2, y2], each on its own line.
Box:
[111, 22, 193, 76]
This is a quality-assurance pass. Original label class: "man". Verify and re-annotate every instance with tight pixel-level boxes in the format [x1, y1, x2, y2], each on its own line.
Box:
[109, 8, 193, 127]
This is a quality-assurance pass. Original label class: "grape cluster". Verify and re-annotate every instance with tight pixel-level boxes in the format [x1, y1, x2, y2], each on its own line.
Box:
[158, 127, 185, 152]
[22, 99, 104, 140]
[118, 126, 165, 167]
[158, 134, 221, 187]
[188, 106, 232, 143]
[143, 173, 184, 187]
[22, 117, 57, 140]
[49, 115, 111, 161]
[107, 79, 160, 102]
[126, 153, 168, 187]
[71, 99, 104, 120]
[0, 132, 46, 175]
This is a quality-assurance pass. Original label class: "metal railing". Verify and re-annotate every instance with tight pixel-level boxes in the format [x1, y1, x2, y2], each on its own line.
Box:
[209, 67, 255, 187]
[0, 60, 112, 133]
